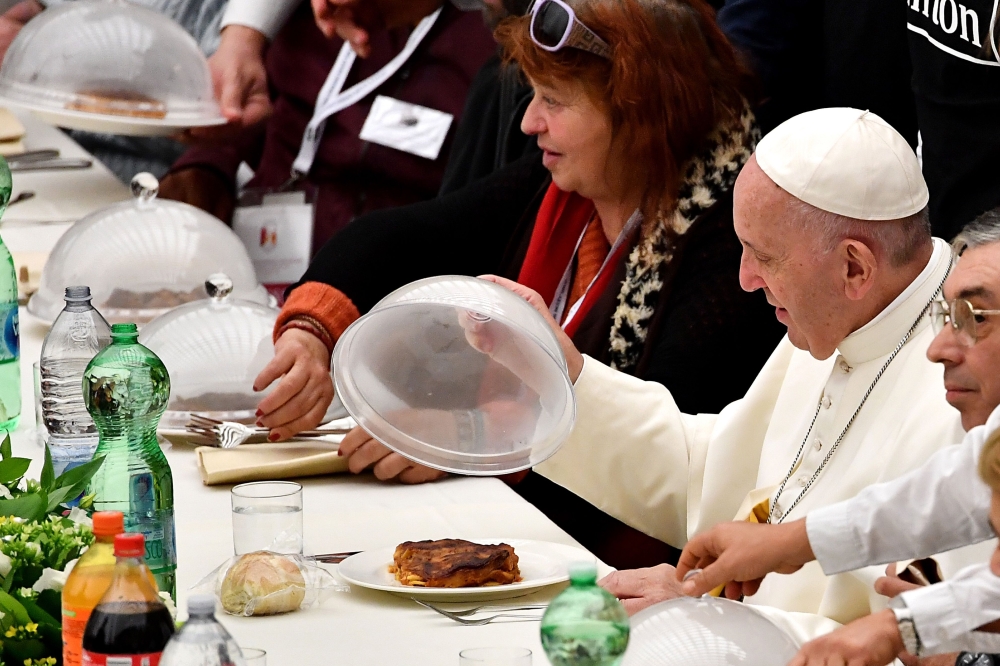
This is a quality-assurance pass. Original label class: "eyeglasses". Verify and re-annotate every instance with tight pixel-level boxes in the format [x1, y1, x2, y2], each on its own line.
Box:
[529, 0, 612, 59]
[930, 298, 1000, 346]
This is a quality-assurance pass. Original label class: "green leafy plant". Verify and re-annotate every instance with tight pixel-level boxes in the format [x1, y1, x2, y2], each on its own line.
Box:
[0, 434, 104, 522]
[0, 433, 106, 666]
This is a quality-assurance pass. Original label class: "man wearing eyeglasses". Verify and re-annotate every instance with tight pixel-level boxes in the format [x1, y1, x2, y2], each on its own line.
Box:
[927, 215, 1000, 432]
[671, 212, 1000, 665]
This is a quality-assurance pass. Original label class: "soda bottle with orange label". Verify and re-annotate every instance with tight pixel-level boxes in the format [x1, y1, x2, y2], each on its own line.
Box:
[82, 533, 174, 666]
[63, 512, 126, 666]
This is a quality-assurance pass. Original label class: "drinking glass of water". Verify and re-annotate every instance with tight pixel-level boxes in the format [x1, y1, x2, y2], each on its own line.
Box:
[231, 481, 303, 555]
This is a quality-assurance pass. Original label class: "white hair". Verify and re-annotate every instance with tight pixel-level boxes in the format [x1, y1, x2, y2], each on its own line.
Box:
[790, 199, 932, 267]
[954, 209, 1000, 255]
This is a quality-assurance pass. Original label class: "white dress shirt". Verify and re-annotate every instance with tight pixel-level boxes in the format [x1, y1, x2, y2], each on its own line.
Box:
[808, 404, 1000, 654]
[221, 0, 299, 40]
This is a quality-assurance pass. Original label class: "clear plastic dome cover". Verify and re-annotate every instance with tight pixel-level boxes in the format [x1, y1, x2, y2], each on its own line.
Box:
[0, 0, 224, 133]
[139, 274, 277, 428]
[622, 597, 800, 666]
[333, 275, 576, 475]
[27, 173, 269, 324]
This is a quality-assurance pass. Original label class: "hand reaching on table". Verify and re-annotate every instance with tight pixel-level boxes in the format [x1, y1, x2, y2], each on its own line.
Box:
[598, 564, 685, 615]
[0, 0, 42, 64]
[254, 328, 335, 442]
[311, 0, 446, 57]
[338, 426, 448, 484]
[788, 609, 908, 666]
[675, 519, 815, 600]
[183, 25, 271, 142]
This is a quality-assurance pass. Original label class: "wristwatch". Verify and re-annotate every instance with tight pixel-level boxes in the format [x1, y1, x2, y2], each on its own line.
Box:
[892, 606, 922, 656]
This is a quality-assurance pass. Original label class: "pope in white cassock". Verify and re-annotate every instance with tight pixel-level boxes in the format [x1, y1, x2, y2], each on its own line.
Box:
[511, 107, 996, 640]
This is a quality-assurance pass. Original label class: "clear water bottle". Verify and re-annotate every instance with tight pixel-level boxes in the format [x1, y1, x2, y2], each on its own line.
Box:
[161, 594, 246, 666]
[41, 286, 112, 475]
[0, 156, 17, 432]
[540, 562, 630, 666]
[84, 323, 177, 601]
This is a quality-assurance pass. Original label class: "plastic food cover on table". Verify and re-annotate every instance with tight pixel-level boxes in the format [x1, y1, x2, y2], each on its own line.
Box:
[333, 275, 576, 475]
[621, 597, 800, 666]
[0, 0, 224, 135]
[139, 274, 277, 429]
[27, 173, 269, 324]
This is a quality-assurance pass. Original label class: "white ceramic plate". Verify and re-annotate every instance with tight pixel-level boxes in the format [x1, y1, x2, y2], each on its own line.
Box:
[337, 539, 589, 601]
[7, 100, 226, 137]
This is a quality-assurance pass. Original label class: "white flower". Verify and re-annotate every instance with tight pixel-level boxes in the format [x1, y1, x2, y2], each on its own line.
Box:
[158, 591, 176, 620]
[0, 485, 12, 500]
[0, 550, 12, 577]
[25, 542, 40, 555]
[18, 586, 36, 599]
[67, 507, 92, 528]
[31, 568, 68, 593]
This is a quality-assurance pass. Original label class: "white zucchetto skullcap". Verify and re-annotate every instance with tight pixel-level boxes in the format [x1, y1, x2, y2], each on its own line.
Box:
[754, 108, 929, 221]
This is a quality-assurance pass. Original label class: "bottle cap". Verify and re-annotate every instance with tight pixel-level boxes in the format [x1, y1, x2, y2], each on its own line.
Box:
[91, 511, 124, 537]
[568, 561, 598, 585]
[187, 594, 216, 616]
[114, 533, 145, 558]
[64, 286, 92, 301]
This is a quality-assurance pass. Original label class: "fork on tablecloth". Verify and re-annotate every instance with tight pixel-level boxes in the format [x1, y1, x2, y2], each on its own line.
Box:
[185, 414, 351, 448]
[414, 599, 546, 625]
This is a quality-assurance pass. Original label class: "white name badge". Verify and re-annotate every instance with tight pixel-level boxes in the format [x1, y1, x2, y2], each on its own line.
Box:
[359, 95, 454, 161]
[232, 192, 314, 285]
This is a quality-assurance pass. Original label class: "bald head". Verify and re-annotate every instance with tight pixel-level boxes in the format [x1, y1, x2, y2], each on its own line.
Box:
[734, 156, 933, 359]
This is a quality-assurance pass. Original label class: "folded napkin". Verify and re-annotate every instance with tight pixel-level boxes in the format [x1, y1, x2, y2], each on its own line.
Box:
[196, 440, 350, 486]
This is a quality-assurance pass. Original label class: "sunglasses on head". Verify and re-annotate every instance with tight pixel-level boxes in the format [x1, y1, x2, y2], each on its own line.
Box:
[529, 0, 612, 59]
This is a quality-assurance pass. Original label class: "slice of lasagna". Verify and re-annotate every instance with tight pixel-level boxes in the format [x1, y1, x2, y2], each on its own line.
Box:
[390, 539, 521, 588]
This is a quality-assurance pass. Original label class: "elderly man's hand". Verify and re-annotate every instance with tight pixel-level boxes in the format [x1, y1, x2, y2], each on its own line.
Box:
[184, 25, 271, 142]
[598, 564, 685, 615]
[254, 328, 334, 441]
[477, 275, 584, 382]
[676, 519, 814, 599]
[0, 1, 42, 63]
[789, 609, 905, 666]
[338, 426, 448, 483]
[158, 167, 235, 222]
[311, 0, 445, 56]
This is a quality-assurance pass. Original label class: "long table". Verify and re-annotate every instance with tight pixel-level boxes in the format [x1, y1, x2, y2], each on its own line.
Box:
[6, 113, 605, 665]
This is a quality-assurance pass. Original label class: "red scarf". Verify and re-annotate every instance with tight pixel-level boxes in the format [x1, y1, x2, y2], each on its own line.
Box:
[517, 184, 633, 338]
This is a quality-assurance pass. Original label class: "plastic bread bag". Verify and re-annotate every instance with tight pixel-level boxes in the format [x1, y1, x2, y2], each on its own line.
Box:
[194, 551, 349, 617]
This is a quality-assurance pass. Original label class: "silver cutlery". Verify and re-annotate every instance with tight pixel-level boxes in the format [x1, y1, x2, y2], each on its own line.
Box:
[6, 149, 60, 165]
[417, 601, 548, 617]
[414, 599, 545, 625]
[186, 413, 352, 448]
[7, 191, 34, 206]
[10, 158, 92, 172]
[311, 551, 361, 564]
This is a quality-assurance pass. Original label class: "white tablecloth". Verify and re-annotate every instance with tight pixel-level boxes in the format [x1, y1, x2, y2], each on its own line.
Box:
[6, 115, 606, 666]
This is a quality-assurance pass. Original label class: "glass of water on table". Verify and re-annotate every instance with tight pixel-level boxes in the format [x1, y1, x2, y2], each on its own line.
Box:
[231, 481, 303, 554]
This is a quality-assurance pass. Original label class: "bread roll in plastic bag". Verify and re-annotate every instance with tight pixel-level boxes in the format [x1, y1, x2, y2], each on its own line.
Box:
[194, 551, 348, 616]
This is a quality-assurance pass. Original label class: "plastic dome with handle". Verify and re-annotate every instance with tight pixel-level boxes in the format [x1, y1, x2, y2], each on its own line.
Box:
[27, 174, 269, 324]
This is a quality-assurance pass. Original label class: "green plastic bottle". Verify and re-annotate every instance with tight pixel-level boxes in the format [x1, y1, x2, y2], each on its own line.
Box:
[540, 562, 630, 666]
[84, 323, 176, 601]
[0, 156, 18, 431]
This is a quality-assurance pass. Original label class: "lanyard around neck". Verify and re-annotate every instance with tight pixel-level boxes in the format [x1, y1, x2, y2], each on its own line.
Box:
[550, 209, 642, 328]
[290, 8, 443, 180]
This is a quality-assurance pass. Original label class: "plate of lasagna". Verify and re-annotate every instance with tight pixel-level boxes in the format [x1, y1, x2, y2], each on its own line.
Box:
[336, 538, 591, 601]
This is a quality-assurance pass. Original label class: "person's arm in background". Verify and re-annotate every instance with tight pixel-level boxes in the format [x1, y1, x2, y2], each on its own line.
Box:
[0, 0, 42, 62]
[183, 0, 299, 141]
[254, 153, 550, 441]
[311, 0, 445, 57]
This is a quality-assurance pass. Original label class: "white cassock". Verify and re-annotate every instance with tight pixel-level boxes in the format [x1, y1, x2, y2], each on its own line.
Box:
[536, 237, 996, 640]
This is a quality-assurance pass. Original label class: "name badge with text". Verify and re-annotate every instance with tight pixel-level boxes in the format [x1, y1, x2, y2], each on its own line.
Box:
[359, 95, 454, 160]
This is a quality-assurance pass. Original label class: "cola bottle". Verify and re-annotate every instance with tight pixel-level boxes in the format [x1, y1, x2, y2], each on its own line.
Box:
[82, 533, 174, 666]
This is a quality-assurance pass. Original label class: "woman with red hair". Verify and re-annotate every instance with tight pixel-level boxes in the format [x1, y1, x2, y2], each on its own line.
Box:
[255, 0, 784, 568]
